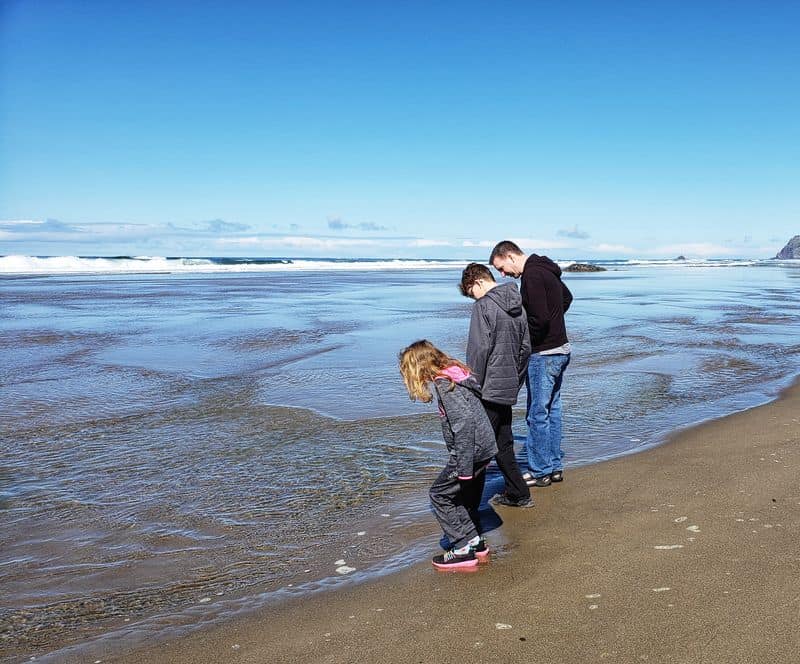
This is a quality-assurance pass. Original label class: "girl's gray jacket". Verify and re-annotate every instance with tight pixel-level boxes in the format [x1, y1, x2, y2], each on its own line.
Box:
[466, 282, 532, 405]
[433, 376, 498, 479]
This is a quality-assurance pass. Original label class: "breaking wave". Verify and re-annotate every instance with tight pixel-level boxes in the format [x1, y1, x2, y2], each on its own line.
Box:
[0, 255, 468, 275]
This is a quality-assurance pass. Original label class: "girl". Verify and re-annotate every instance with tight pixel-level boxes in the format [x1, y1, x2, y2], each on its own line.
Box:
[398, 340, 498, 569]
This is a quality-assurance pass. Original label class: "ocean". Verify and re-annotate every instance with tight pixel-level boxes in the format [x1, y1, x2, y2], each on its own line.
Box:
[2, 255, 799, 661]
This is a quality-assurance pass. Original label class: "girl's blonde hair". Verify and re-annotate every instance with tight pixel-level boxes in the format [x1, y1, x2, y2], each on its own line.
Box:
[398, 339, 470, 402]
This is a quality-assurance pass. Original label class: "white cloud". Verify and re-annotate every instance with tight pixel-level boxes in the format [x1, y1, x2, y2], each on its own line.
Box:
[0, 218, 80, 234]
[0, 219, 45, 227]
[508, 238, 574, 251]
[461, 237, 573, 251]
[557, 225, 590, 240]
[647, 243, 740, 257]
[410, 239, 454, 247]
[168, 219, 251, 234]
[216, 236, 263, 246]
[327, 216, 389, 232]
[73, 222, 154, 236]
[217, 235, 382, 250]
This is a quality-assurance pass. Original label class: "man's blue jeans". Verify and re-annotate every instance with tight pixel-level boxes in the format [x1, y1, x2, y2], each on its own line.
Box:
[525, 353, 571, 478]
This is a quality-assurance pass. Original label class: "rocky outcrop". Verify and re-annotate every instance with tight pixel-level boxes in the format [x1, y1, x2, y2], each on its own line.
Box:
[775, 235, 800, 259]
[674, 255, 686, 261]
[564, 262, 606, 272]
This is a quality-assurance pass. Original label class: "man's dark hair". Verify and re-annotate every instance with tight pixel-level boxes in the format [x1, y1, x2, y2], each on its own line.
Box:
[489, 240, 523, 264]
[459, 262, 495, 297]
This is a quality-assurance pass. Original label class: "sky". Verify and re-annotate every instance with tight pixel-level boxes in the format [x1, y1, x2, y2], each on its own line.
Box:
[1, 1, 798, 259]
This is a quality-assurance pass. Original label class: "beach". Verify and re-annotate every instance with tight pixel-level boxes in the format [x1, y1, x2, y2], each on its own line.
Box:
[74, 377, 800, 664]
[2, 261, 799, 662]
[5, 2, 799, 658]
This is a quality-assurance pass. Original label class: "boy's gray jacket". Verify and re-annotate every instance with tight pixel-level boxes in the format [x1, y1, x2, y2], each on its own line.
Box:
[434, 376, 497, 478]
[466, 282, 532, 405]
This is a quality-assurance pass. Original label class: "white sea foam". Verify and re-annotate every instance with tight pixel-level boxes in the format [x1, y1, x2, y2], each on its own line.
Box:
[0, 255, 468, 275]
[0, 254, 784, 275]
[616, 258, 760, 267]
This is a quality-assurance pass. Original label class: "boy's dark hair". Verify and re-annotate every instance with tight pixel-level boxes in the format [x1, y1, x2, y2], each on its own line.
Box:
[489, 240, 523, 264]
[459, 262, 495, 297]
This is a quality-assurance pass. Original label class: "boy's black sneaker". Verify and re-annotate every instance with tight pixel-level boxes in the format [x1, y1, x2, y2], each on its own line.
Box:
[432, 548, 478, 570]
[490, 493, 534, 508]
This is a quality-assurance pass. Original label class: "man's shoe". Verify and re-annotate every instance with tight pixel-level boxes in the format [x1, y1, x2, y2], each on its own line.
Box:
[432, 548, 478, 570]
[490, 493, 534, 508]
[522, 472, 551, 488]
[551, 470, 564, 482]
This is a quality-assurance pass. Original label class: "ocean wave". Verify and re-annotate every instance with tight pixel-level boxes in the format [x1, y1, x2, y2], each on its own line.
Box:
[0, 255, 468, 275]
[0, 255, 787, 275]
[550, 258, 766, 269]
[610, 258, 761, 267]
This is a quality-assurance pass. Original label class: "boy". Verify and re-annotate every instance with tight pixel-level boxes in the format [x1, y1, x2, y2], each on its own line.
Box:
[460, 263, 533, 507]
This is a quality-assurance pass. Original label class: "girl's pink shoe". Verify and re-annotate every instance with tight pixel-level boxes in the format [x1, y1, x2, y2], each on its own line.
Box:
[471, 538, 490, 562]
[432, 548, 478, 570]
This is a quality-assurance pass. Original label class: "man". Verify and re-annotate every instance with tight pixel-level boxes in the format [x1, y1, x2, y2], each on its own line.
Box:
[459, 262, 533, 508]
[489, 241, 572, 488]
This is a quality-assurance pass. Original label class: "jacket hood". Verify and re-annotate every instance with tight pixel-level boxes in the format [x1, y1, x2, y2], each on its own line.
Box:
[524, 254, 562, 278]
[484, 281, 523, 316]
[437, 365, 470, 382]
[435, 366, 484, 397]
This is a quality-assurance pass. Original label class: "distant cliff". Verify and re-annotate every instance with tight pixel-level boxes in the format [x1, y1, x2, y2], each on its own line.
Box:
[775, 235, 800, 259]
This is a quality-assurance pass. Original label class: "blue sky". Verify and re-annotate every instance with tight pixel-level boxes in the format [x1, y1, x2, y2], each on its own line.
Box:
[1, 1, 798, 259]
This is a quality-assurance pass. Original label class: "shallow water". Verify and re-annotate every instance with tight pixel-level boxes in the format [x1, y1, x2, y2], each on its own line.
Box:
[2, 263, 799, 661]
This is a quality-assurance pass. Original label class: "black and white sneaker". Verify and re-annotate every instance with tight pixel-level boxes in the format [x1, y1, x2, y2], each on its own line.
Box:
[522, 472, 551, 487]
[432, 548, 478, 570]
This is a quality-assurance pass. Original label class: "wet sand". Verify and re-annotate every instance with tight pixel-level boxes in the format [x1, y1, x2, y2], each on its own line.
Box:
[87, 380, 800, 663]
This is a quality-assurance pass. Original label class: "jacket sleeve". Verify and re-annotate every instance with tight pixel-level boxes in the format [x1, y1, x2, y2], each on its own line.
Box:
[522, 273, 550, 347]
[518, 316, 532, 385]
[465, 301, 492, 389]
[437, 383, 475, 478]
[562, 281, 573, 313]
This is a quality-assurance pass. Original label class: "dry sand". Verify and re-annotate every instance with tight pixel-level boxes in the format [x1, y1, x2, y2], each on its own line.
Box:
[86, 381, 800, 663]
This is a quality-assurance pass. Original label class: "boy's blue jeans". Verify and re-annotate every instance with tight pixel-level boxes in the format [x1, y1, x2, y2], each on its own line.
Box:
[525, 353, 571, 478]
